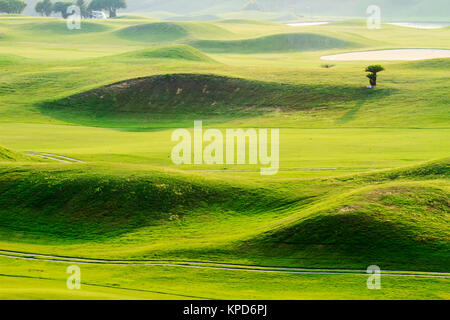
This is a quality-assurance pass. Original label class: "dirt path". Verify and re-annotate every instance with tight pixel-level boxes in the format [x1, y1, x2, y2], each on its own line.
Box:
[1, 250, 449, 278]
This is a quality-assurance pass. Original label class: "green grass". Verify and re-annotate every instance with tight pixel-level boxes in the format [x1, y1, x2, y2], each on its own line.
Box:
[115, 21, 234, 43]
[23, 21, 113, 35]
[191, 32, 359, 53]
[40, 73, 372, 126]
[240, 182, 450, 271]
[0, 146, 36, 162]
[116, 22, 189, 43]
[0, 15, 448, 299]
[1, 258, 449, 300]
[118, 45, 216, 62]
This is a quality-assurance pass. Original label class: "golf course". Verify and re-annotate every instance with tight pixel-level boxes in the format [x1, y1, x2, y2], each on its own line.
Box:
[0, 13, 449, 300]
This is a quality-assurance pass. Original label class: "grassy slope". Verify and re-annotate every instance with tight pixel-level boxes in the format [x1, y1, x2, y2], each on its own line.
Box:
[0, 159, 447, 272]
[0, 146, 36, 162]
[191, 33, 359, 53]
[117, 44, 216, 62]
[0, 16, 448, 299]
[241, 182, 449, 271]
[115, 21, 235, 43]
[41, 73, 369, 121]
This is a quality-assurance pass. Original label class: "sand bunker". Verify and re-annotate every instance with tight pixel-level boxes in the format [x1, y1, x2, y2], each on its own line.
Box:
[321, 49, 450, 61]
[388, 22, 449, 29]
[287, 22, 330, 27]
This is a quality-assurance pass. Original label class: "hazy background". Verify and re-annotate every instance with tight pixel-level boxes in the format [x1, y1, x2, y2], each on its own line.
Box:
[23, 0, 450, 21]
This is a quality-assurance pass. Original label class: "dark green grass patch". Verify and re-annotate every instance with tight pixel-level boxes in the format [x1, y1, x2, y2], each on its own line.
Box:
[0, 165, 295, 240]
[39, 73, 388, 128]
[240, 184, 450, 271]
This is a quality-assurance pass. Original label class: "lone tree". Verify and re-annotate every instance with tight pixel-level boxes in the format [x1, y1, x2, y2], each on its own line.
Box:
[365, 65, 385, 86]
[76, 0, 88, 18]
[53, 1, 74, 18]
[88, 0, 126, 18]
[35, 0, 53, 16]
[0, 0, 27, 14]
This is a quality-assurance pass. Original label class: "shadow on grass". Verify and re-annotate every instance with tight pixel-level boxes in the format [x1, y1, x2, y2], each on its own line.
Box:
[37, 73, 393, 132]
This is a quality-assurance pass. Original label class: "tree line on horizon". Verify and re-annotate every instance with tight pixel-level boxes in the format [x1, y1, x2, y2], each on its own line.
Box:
[0, 0, 127, 18]
[0, 0, 26, 13]
[35, 0, 126, 18]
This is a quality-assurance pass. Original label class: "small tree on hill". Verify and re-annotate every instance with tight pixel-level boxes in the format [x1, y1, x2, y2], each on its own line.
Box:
[0, 0, 27, 14]
[88, 0, 126, 18]
[365, 65, 385, 86]
[35, 0, 53, 16]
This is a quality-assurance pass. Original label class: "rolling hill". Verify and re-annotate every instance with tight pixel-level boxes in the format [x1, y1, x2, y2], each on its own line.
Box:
[0, 146, 35, 162]
[115, 21, 234, 43]
[0, 14, 448, 300]
[191, 32, 359, 53]
[40, 73, 369, 119]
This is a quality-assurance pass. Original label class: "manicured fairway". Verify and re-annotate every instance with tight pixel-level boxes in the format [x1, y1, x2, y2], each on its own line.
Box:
[0, 15, 448, 299]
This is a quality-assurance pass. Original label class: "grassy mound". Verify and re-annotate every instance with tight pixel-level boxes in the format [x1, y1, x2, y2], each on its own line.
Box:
[41, 74, 365, 117]
[0, 146, 34, 162]
[116, 22, 189, 43]
[191, 32, 358, 53]
[24, 21, 111, 35]
[0, 165, 289, 240]
[241, 183, 450, 271]
[120, 45, 216, 62]
[116, 22, 233, 43]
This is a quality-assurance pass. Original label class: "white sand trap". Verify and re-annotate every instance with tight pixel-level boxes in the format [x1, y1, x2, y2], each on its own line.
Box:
[287, 22, 330, 27]
[388, 22, 449, 29]
[321, 49, 450, 61]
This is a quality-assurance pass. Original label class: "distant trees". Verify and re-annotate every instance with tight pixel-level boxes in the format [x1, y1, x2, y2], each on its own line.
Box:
[35, 0, 53, 16]
[34, 0, 127, 19]
[0, 0, 27, 14]
[88, 0, 126, 18]
[53, 1, 73, 18]
[243, 0, 263, 11]
[76, 0, 88, 18]
[366, 65, 385, 86]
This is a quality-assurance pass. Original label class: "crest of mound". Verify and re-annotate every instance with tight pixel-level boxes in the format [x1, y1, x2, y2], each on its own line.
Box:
[191, 32, 359, 53]
[116, 22, 233, 43]
[120, 45, 216, 62]
[242, 181, 450, 271]
[25, 21, 111, 35]
[116, 22, 189, 43]
[42, 74, 364, 116]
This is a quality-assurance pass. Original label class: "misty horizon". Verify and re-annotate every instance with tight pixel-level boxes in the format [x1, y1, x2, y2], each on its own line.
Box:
[20, 0, 450, 22]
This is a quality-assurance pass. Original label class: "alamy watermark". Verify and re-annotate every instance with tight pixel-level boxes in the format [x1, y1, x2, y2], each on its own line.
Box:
[67, 5, 81, 30]
[66, 265, 81, 290]
[367, 265, 381, 290]
[171, 121, 279, 175]
[367, 5, 381, 30]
